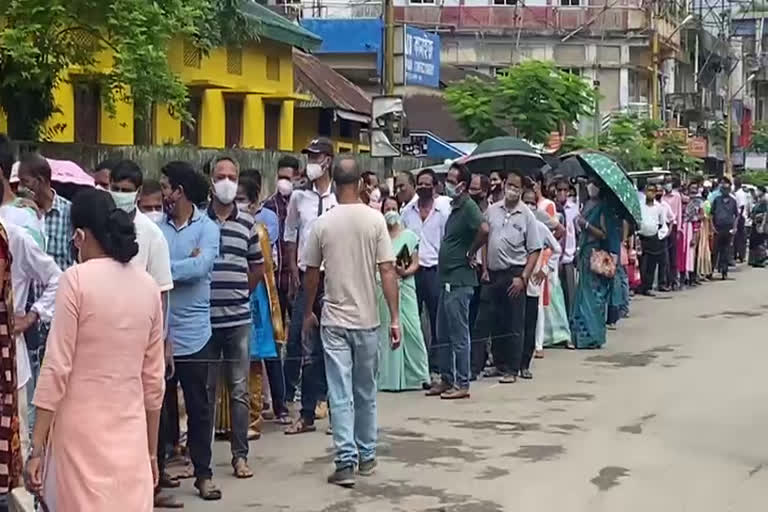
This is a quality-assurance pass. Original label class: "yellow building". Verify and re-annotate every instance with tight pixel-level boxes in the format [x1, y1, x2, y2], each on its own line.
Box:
[293, 50, 371, 154]
[0, 4, 320, 151]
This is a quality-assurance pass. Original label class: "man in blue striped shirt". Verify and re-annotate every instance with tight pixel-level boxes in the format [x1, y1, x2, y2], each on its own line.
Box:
[205, 155, 264, 480]
[158, 161, 222, 501]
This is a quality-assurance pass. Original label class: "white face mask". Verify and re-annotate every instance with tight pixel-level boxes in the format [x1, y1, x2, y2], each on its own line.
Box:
[144, 210, 164, 223]
[306, 163, 325, 182]
[213, 178, 238, 205]
[110, 191, 137, 213]
[277, 178, 293, 197]
[369, 188, 381, 203]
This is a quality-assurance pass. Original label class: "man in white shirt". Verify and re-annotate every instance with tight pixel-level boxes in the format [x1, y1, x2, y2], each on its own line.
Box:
[284, 137, 338, 435]
[638, 183, 668, 296]
[400, 168, 451, 377]
[657, 186, 676, 292]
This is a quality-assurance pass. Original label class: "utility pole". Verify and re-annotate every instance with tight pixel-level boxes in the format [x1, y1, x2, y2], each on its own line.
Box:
[651, 8, 660, 121]
[593, 79, 600, 145]
[383, 0, 395, 177]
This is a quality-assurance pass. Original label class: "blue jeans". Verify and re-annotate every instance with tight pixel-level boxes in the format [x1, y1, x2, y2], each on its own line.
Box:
[437, 285, 474, 390]
[322, 326, 378, 470]
[207, 324, 251, 460]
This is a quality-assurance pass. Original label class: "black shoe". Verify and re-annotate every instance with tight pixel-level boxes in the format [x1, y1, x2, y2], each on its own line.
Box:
[358, 459, 377, 476]
[519, 369, 533, 380]
[328, 466, 356, 487]
[641, 291, 656, 297]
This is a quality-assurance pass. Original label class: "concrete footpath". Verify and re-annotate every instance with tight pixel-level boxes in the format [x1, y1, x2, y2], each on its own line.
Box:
[176, 265, 768, 512]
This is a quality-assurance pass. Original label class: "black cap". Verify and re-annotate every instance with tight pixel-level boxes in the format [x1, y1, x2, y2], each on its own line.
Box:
[302, 137, 335, 156]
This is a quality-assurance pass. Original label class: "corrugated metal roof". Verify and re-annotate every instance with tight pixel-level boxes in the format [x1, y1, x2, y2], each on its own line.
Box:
[293, 50, 371, 115]
[239, 1, 322, 52]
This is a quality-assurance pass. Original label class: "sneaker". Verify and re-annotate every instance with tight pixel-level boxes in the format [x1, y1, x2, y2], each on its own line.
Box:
[327, 466, 356, 488]
[358, 459, 378, 476]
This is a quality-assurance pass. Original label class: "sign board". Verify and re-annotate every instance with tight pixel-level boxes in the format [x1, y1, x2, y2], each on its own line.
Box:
[404, 26, 440, 88]
[687, 136, 708, 158]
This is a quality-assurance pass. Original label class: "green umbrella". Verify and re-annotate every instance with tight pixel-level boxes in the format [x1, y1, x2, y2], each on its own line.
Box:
[463, 136, 546, 176]
[577, 152, 642, 225]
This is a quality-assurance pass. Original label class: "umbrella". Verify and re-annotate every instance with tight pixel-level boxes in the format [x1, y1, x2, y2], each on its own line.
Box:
[570, 151, 642, 225]
[551, 156, 588, 180]
[463, 136, 546, 176]
[11, 158, 95, 187]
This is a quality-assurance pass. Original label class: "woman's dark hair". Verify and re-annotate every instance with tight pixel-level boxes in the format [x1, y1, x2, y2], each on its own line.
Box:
[380, 194, 400, 213]
[240, 168, 262, 203]
[71, 188, 138, 264]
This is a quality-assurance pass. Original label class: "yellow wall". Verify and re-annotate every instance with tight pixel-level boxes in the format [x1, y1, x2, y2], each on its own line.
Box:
[37, 37, 297, 150]
[0, 108, 6, 133]
[294, 108, 367, 154]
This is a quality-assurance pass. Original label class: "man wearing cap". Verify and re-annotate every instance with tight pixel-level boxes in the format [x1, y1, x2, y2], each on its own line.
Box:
[283, 137, 338, 435]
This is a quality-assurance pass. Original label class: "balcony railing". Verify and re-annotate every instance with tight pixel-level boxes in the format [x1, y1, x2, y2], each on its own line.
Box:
[394, 3, 650, 33]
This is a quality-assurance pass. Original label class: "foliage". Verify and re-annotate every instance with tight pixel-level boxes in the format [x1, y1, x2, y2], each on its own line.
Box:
[741, 169, 768, 188]
[0, 0, 257, 140]
[707, 120, 727, 148]
[749, 122, 768, 153]
[558, 113, 701, 174]
[445, 60, 597, 144]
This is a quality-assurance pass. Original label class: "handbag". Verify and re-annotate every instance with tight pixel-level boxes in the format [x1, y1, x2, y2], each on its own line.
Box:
[590, 249, 617, 279]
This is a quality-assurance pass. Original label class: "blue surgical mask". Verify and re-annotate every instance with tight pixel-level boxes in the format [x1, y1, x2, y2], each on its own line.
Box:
[110, 190, 137, 213]
[445, 182, 458, 198]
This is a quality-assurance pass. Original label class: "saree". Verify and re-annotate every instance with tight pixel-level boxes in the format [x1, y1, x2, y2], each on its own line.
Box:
[376, 229, 430, 391]
[0, 225, 20, 495]
[570, 200, 620, 349]
[697, 207, 713, 278]
[541, 271, 572, 347]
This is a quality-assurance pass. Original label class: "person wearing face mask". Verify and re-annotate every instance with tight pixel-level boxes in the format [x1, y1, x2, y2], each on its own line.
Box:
[469, 173, 541, 386]
[710, 177, 739, 279]
[401, 168, 451, 382]
[91, 159, 117, 190]
[394, 171, 416, 208]
[468, 173, 490, 212]
[661, 178, 682, 290]
[283, 137, 337, 435]
[376, 196, 429, 392]
[17, 153, 75, 272]
[25, 188, 163, 512]
[158, 161, 221, 501]
[636, 183, 669, 296]
[654, 184, 675, 292]
[488, 171, 505, 204]
[570, 178, 622, 349]
[137, 179, 165, 223]
[203, 155, 264, 480]
[424, 163, 489, 399]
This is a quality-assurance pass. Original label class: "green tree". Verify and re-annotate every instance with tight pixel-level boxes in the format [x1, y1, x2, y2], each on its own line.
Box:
[444, 60, 597, 144]
[750, 122, 768, 153]
[0, 0, 257, 140]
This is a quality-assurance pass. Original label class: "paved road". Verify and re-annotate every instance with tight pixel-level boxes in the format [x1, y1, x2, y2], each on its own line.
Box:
[175, 265, 768, 512]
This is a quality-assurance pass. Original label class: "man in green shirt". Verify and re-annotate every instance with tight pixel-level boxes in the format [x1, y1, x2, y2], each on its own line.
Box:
[426, 163, 489, 400]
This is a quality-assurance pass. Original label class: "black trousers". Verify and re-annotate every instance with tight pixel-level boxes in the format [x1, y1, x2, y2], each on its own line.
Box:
[157, 375, 179, 477]
[469, 283, 485, 378]
[414, 266, 440, 372]
[471, 267, 526, 375]
[735, 216, 747, 262]
[640, 235, 664, 293]
[559, 262, 576, 319]
[713, 230, 733, 274]
[159, 340, 214, 479]
[666, 226, 678, 286]
[521, 295, 539, 371]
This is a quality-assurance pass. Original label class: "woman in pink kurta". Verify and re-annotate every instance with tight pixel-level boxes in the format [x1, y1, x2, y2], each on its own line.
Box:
[25, 189, 165, 512]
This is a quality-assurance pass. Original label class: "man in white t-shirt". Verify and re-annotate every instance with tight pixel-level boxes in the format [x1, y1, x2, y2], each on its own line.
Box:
[303, 157, 400, 488]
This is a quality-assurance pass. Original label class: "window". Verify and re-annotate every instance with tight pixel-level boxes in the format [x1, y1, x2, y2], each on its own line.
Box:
[183, 40, 201, 69]
[560, 0, 580, 6]
[227, 46, 243, 75]
[264, 103, 281, 150]
[493, 0, 517, 5]
[560, 67, 582, 76]
[266, 55, 280, 81]
[409, 0, 435, 4]
[225, 96, 244, 147]
[493, 67, 510, 78]
[74, 81, 100, 144]
[181, 94, 202, 145]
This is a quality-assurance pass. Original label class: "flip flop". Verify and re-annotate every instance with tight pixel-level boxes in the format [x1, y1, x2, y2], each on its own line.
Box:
[154, 492, 184, 509]
[232, 457, 254, 479]
[285, 418, 317, 435]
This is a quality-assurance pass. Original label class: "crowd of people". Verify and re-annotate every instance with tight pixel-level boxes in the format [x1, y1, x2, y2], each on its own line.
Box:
[0, 132, 758, 510]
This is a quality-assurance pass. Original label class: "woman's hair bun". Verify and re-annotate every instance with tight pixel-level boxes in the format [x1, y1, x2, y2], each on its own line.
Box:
[105, 208, 139, 263]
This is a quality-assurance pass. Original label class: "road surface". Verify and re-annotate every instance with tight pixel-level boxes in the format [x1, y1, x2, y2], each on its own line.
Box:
[176, 265, 768, 512]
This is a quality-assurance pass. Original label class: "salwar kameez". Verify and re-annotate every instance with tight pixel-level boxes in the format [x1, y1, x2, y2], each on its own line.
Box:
[541, 272, 571, 347]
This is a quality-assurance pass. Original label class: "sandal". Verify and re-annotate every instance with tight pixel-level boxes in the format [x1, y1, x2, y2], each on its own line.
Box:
[276, 414, 292, 425]
[194, 478, 222, 501]
[159, 472, 180, 488]
[285, 417, 317, 435]
[232, 457, 254, 479]
[154, 492, 184, 509]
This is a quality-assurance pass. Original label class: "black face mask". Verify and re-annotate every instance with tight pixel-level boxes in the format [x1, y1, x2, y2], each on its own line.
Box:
[416, 186, 433, 200]
[470, 193, 484, 205]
